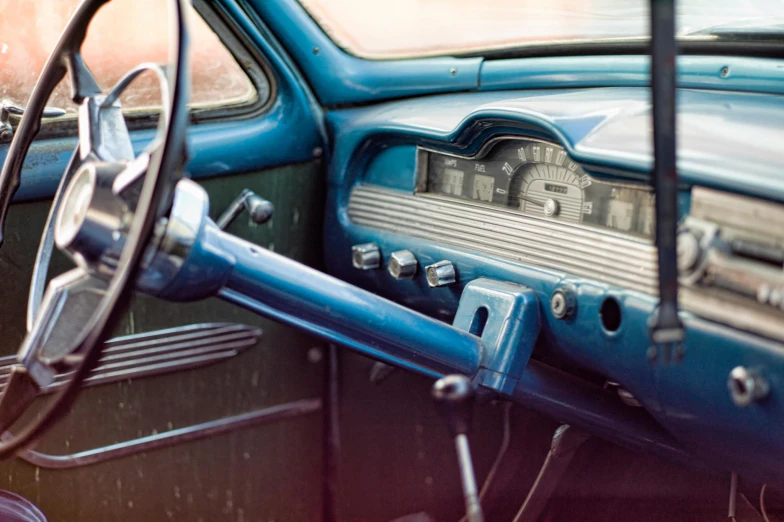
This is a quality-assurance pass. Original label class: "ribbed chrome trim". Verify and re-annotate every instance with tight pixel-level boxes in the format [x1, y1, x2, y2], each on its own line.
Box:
[348, 185, 659, 295]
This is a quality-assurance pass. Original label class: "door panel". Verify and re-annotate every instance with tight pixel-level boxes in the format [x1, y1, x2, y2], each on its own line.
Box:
[0, 163, 325, 522]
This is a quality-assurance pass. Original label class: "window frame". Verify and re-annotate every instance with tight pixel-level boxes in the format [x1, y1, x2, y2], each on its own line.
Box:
[11, 0, 275, 139]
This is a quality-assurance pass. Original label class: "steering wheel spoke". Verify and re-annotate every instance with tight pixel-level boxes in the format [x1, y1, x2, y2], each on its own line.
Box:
[20, 269, 108, 387]
[78, 94, 134, 163]
[64, 52, 102, 105]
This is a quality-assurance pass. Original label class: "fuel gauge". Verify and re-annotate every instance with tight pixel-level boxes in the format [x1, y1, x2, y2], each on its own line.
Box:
[472, 174, 495, 202]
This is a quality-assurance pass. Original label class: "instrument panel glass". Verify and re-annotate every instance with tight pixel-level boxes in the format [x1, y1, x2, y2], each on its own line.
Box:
[422, 139, 655, 238]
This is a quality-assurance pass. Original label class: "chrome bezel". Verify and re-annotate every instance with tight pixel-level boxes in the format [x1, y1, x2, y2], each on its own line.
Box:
[414, 135, 654, 242]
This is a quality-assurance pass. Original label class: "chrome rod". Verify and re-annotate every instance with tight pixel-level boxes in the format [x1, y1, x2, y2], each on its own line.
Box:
[9, 398, 321, 469]
[0, 323, 261, 395]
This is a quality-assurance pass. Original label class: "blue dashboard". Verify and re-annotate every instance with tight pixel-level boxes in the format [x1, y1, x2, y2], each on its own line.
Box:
[323, 87, 784, 483]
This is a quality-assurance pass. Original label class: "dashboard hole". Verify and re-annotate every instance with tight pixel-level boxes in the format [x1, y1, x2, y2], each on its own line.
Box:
[600, 297, 622, 333]
[469, 306, 489, 338]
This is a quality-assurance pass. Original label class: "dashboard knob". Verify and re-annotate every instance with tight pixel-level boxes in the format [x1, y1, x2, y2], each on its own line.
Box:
[728, 366, 769, 407]
[677, 230, 701, 273]
[351, 243, 381, 270]
[388, 250, 417, 279]
[550, 287, 576, 319]
[426, 260, 456, 287]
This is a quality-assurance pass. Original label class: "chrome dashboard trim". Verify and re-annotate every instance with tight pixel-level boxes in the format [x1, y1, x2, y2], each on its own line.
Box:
[348, 185, 658, 295]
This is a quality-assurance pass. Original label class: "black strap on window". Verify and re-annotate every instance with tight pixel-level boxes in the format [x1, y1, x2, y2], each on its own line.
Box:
[649, 0, 684, 361]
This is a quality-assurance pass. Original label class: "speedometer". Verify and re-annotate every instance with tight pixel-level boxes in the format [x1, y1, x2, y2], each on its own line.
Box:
[421, 137, 656, 239]
[508, 142, 589, 222]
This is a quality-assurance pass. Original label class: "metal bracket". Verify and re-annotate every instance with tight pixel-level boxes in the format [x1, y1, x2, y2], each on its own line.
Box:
[453, 278, 540, 395]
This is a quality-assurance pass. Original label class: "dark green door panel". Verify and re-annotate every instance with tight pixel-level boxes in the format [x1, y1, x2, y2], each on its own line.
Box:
[0, 162, 325, 522]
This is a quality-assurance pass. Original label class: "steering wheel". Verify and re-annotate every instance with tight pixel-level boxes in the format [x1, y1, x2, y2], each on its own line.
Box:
[0, 0, 190, 458]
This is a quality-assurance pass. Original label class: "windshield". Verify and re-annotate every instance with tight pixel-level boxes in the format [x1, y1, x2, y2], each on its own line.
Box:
[298, 0, 784, 59]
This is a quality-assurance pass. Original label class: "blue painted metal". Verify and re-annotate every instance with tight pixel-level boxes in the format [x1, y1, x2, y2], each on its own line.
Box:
[325, 206, 784, 484]
[157, 217, 482, 377]
[480, 55, 784, 95]
[245, 0, 784, 105]
[0, 0, 324, 204]
[152, 209, 695, 468]
[321, 87, 784, 483]
[244, 0, 481, 106]
[453, 278, 540, 395]
[325, 88, 784, 203]
[363, 145, 419, 190]
[511, 360, 696, 469]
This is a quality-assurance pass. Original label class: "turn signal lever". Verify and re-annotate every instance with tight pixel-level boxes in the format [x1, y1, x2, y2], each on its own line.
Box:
[432, 375, 484, 522]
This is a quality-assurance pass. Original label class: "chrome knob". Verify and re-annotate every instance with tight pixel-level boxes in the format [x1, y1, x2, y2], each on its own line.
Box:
[351, 243, 381, 270]
[543, 199, 560, 217]
[728, 366, 769, 407]
[550, 287, 576, 319]
[426, 260, 456, 287]
[677, 230, 701, 273]
[388, 250, 417, 279]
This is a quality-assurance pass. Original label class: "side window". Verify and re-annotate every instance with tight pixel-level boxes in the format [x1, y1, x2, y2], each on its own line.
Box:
[0, 0, 264, 117]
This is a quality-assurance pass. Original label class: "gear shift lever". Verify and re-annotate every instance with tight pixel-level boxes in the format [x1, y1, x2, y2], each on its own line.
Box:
[432, 375, 484, 522]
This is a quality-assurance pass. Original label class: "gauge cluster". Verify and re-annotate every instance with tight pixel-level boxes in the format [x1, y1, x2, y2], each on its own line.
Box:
[420, 138, 655, 238]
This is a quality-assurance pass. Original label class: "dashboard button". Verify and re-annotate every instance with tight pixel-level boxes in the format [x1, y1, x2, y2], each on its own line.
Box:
[426, 260, 456, 287]
[352, 243, 381, 270]
[388, 250, 417, 279]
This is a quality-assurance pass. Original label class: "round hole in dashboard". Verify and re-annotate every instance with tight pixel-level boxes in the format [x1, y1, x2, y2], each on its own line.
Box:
[600, 297, 622, 333]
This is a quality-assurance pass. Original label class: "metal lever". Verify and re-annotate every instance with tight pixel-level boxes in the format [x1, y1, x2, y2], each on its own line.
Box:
[216, 189, 274, 230]
[0, 100, 67, 143]
[432, 375, 484, 522]
[512, 425, 590, 522]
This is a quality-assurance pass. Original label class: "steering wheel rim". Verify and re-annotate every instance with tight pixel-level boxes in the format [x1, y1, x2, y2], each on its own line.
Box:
[0, 0, 190, 457]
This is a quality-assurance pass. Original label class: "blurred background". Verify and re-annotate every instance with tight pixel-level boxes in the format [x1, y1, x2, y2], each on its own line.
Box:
[0, 0, 252, 113]
[3, 0, 784, 111]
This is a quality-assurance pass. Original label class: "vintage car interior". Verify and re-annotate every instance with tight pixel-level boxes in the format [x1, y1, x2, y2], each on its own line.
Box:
[0, 0, 784, 520]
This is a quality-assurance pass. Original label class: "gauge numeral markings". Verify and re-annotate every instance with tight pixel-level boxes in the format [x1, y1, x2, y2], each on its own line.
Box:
[532, 146, 541, 162]
[502, 162, 514, 176]
[579, 175, 592, 189]
[517, 148, 527, 162]
[582, 202, 593, 215]
[568, 161, 579, 172]
[555, 150, 566, 166]
[544, 148, 553, 163]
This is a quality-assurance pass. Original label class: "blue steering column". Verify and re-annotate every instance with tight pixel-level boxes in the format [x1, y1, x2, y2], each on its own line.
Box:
[143, 179, 691, 470]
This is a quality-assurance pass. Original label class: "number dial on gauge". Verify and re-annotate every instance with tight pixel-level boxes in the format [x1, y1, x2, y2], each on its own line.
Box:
[424, 139, 656, 238]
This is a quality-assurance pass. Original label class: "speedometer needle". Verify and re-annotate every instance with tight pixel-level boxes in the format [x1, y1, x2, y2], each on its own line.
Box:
[518, 195, 544, 207]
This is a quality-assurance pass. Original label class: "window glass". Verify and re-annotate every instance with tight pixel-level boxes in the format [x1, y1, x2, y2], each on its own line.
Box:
[0, 0, 260, 116]
[298, 0, 784, 59]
